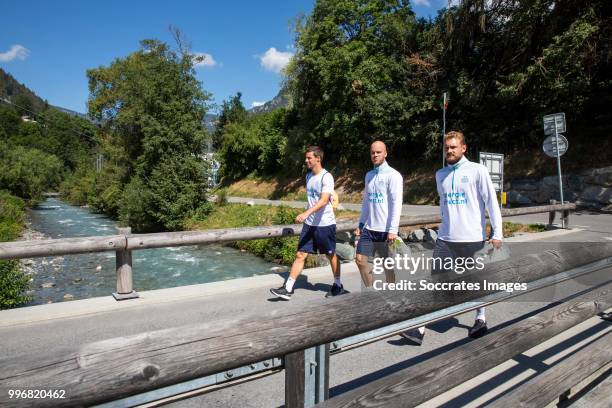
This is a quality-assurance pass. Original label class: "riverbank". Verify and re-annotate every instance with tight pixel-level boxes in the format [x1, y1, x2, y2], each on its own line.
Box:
[18, 198, 286, 306]
[0, 191, 32, 309]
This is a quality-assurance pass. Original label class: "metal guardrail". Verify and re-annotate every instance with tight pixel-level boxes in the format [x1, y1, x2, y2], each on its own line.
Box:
[94, 254, 612, 408]
[0, 203, 576, 300]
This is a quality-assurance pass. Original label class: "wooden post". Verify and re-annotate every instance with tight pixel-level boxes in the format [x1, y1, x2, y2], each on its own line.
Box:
[113, 227, 138, 300]
[562, 209, 570, 229]
[548, 199, 557, 229]
[285, 349, 306, 408]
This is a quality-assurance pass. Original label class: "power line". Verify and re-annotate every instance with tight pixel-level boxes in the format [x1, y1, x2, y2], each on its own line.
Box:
[0, 96, 96, 142]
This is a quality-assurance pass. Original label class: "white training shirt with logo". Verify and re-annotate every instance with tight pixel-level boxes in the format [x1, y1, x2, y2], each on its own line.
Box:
[305, 169, 336, 227]
[358, 161, 403, 234]
[436, 156, 503, 242]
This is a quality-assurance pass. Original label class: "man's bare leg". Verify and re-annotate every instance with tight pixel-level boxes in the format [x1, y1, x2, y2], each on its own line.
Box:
[355, 253, 373, 287]
[326, 253, 341, 279]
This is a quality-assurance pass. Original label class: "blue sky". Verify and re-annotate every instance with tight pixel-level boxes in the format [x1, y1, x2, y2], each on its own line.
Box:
[1, 0, 449, 114]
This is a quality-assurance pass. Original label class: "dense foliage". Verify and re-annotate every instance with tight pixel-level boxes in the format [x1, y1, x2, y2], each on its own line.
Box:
[0, 102, 92, 203]
[215, 0, 611, 176]
[86, 39, 213, 231]
[0, 191, 31, 309]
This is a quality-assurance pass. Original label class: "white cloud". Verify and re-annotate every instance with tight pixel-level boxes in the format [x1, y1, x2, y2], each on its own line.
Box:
[259, 47, 293, 73]
[251, 101, 266, 108]
[193, 52, 219, 68]
[0, 45, 30, 62]
[414, 0, 431, 6]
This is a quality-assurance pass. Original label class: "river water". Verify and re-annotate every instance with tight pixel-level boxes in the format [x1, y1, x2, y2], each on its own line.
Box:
[23, 198, 286, 305]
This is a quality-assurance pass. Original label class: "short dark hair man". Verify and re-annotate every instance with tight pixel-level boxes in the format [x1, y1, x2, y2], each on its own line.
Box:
[270, 146, 344, 300]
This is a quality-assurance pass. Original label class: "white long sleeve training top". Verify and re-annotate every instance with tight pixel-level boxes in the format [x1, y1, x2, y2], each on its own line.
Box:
[358, 161, 403, 234]
[436, 156, 503, 242]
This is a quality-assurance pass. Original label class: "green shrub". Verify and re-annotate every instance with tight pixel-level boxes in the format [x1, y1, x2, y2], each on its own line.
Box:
[0, 260, 31, 309]
[118, 176, 158, 231]
[0, 192, 31, 309]
[0, 143, 63, 203]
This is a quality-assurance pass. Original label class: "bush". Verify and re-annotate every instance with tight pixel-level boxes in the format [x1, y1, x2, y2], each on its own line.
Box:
[0, 143, 63, 203]
[0, 192, 31, 309]
[118, 176, 158, 231]
[218, 109, 289, 181]
[0, 260, 32, 309]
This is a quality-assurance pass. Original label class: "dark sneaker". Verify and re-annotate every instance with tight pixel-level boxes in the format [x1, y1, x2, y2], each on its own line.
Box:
[468, 319, 488, 338]
[400, 329, 425, 345]
[270, 286, 293, 300]
[325, 283, 347, 298]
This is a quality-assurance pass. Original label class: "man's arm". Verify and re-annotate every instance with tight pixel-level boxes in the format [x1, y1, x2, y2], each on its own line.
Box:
[387, 172, 403, 239]
[296, 192, 331, 223]
[357, 175, 369, 234]
[479, 167, 503, 247]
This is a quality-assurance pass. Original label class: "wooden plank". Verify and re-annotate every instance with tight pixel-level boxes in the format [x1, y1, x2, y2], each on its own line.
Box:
[486, 332, 612, 408]
[563, 369, 612, 408]
[0, 244, 610, 407]
[316, 284, 612, 408]
[285, 350, 306, 408]
[0, 204, 575, 258]
[0, 235, 126, 259]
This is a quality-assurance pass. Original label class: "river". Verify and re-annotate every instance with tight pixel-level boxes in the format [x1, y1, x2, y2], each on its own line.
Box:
[22, 198, 286, 305]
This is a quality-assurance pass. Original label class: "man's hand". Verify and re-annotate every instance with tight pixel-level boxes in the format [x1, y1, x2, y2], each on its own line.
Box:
[387, 232, 397, 242]
[295, 212, 309, 224]
[491, 239, 502, 249]
[354, 228, 361, 236]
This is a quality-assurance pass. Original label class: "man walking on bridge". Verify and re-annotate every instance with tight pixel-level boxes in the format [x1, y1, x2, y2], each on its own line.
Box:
[404, 131, 503, 345]
[270, 146, 345, 300]
[354, 140, 403, 287]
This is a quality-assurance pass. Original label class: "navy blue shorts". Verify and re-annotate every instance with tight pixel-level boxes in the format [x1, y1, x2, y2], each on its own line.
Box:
[297, 224, 336, 255]
[431, 239, 485, 275]
[356, 228, 389, 258]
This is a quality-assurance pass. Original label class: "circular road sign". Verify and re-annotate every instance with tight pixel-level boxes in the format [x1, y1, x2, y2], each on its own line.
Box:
[542, 134, 568, 158]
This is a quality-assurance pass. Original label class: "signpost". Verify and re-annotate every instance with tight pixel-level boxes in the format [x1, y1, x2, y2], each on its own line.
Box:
[479, 152, 504, 207]
[543, 112, 568, 227]
[442, 92, 448, 167]
[542, 113, 568, 204]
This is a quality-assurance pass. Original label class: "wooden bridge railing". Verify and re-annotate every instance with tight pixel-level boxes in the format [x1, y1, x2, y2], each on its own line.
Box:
[0, 203, 576, 300]
[0, 240, 610, 407]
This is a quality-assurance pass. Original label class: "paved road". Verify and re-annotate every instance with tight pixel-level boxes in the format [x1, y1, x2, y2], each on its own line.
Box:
[0, 209, 611, 407]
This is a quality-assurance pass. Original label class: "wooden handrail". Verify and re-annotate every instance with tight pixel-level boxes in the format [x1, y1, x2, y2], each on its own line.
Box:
[0, 203, 576, 260]
[317, 283, 612, 408]
[0, 240, 608, 407]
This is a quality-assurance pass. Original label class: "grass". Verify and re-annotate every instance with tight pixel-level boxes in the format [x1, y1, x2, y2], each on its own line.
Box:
[485, 221, 548, 238]
[187, 203, 358, 266]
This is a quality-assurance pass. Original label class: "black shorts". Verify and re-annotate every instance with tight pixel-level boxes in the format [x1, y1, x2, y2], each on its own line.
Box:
[297, 224, 336, 255]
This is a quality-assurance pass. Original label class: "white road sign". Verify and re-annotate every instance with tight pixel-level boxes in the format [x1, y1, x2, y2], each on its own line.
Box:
[543, 113, 566, 136]
[542, 134, 568, 158]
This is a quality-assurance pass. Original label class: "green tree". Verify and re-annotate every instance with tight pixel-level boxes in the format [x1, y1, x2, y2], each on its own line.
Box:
[212, 92, 248, 149]
[0, 105, 21, 137]
[218, 109, 288, 180]
[0, 143, 63, 203]
[87, 38, 212, 231]
[286, 0, 440, 165]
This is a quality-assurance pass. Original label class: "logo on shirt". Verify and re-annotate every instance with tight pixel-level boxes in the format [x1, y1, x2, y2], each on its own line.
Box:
[461, 176, 469, 183]
[368, 192, 385, 204]
[445, 191, 468, 205]
[307, 187, 319, 200]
